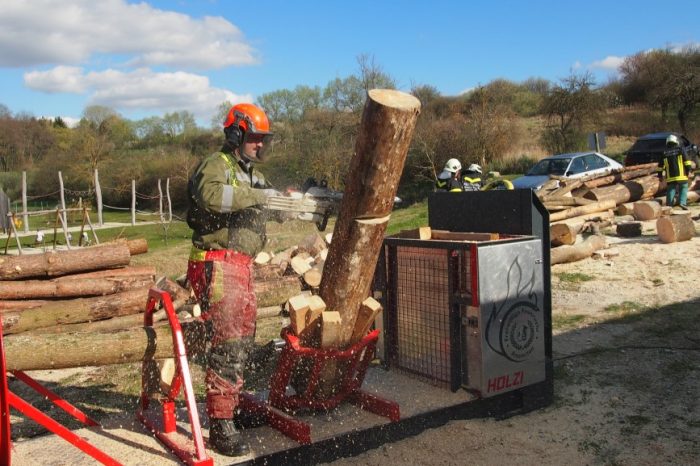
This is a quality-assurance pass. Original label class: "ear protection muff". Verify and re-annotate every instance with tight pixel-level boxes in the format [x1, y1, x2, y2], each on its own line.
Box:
[224, 124, 243, 147]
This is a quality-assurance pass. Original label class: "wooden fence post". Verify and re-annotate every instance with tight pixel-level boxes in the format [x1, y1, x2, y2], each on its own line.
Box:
[131, 180, 136, 226]
[94, 169, 103, 226]
[166, 178, 172, 222]
[21, 171, 28, 233]
[58, 171, 67, 228]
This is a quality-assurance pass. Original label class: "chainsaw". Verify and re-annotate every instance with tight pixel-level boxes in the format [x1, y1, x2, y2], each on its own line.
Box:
[264, 179, 343, 231]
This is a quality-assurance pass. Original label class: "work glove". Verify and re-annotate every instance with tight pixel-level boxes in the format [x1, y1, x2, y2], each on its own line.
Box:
[230, 185, 268, 211]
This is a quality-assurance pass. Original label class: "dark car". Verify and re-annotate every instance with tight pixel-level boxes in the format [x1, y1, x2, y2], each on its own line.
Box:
[624, 132, 699, 166]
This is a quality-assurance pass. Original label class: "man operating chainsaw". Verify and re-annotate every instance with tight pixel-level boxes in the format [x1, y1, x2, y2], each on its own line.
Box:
[186, 102, 280, 457]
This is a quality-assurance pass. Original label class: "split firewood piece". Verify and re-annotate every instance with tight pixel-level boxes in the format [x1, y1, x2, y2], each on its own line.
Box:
[324, 233, 333, 245]
[350, 297, 383, 344]
[158, 358, 177, 393]
[393, 226, 432, 239]
[288, 294, 310, 336]
[290, 253, 312, 275]
[657, 213, 695, 243]
[300, 295, 327, 346]
[254, 251, 272, 265]
[255, 275, 302, 308]
[633, 200, 662, 221]
[317, 249, 328, 262]
[320, 311, 342, 349]
[431, 230, 499, 241]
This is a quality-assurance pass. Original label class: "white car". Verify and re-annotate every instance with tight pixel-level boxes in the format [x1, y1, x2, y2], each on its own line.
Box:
[512, 151, 623, 190]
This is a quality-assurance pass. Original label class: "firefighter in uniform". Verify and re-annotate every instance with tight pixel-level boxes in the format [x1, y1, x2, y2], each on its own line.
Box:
[462, 163, 483, 191]
[186, 103, 275, 457]
[435, 158, 464, 192]
[658, 134, 694, 210]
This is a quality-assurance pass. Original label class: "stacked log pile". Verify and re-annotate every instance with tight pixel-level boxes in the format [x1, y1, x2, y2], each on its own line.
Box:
[0, 239, 207, 371]
[538, 163, 698, 264]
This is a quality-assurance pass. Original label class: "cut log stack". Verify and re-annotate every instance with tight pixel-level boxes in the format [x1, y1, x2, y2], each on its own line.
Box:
[0, 239, 187, 371]
[539, 162, 699, 263]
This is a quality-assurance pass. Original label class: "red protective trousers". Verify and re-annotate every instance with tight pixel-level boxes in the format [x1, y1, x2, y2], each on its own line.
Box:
[186, 248, 257, 419]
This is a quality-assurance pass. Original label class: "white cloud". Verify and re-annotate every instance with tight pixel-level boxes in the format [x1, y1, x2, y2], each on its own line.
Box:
[572, 61, 582, 70]
[24, 67, 251, 121]
[0, 0, 257, 69]
[590, 56, 625, 71]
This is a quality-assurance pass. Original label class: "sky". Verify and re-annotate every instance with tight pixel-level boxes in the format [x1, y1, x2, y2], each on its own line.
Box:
[1, 0, 698, 128]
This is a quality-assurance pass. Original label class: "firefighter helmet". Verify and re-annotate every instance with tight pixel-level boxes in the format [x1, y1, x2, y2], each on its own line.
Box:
[223, 103, 273, 161]
[467, 163, 482, 174]
[666, 134, 680, 147]
[444, 158, 462, 174]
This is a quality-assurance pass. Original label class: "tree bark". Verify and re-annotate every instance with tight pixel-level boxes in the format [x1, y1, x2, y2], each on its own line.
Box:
[656, 214, 695, 243]
[254, 275, 302, 308]
[1, 287, 151, 335]
[633, 200, 662, 221]
[548, 200, 616, 222]
[551, 235, 607, 265]
[0, 275, 154, 299]
[550, 210, 614, 246]
[3, 320, 208, 371]
[583, 175, 661, 204]
[319, 89, 421, 345]
[0, 242, 132, 280]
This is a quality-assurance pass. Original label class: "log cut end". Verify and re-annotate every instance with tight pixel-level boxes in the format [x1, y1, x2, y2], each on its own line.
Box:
[368, 89, 421, 111]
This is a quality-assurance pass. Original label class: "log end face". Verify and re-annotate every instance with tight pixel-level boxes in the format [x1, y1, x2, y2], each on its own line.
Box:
[368, 89, 421, 112]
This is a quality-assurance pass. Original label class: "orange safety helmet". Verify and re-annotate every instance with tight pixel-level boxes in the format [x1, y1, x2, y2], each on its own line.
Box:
[224, 103, 271, 134]
[223, 103, 273, 160]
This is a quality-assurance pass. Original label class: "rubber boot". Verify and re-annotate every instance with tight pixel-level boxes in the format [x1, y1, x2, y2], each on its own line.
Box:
[209, 418, 250, 457]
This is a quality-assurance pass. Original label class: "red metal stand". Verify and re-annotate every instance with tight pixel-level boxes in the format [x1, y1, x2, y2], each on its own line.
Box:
[239, 327, 400, 445]
[0, 309, 121, 465]
[137, 288, 213, 466]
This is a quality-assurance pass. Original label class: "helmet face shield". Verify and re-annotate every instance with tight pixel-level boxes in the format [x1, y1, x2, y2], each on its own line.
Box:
[241, 131, 274, 162]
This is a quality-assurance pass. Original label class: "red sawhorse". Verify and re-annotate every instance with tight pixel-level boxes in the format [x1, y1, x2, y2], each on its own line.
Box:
[137, 288, 213, 466]
[239, 327, 400, 445]
[0, 307, 121, 465]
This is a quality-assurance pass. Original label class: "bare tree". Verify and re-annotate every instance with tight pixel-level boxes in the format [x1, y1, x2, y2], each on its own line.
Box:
[540, 72, 604, 153]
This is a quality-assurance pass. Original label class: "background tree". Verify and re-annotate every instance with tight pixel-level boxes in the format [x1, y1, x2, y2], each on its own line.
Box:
[540, 72, 605, 153]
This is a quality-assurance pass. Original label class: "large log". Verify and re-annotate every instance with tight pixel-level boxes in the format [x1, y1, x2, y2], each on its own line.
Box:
[551, 235, 607, 265]
[0, 242, 132, 280]
[656, 214, 695, 243]
[0, 275, 154, 299]
[548, 200, 616, 222]
[583, 175, 662, 204]
[3, 320, 208, 371]
[319, 89, 420, 345]
[550, 210, 614, 246]
[1, 287, 151, 335]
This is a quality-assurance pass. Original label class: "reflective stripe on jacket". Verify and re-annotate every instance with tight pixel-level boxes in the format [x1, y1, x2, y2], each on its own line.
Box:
[659, 147, 693, 183]
[187, 150, 268, 255]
